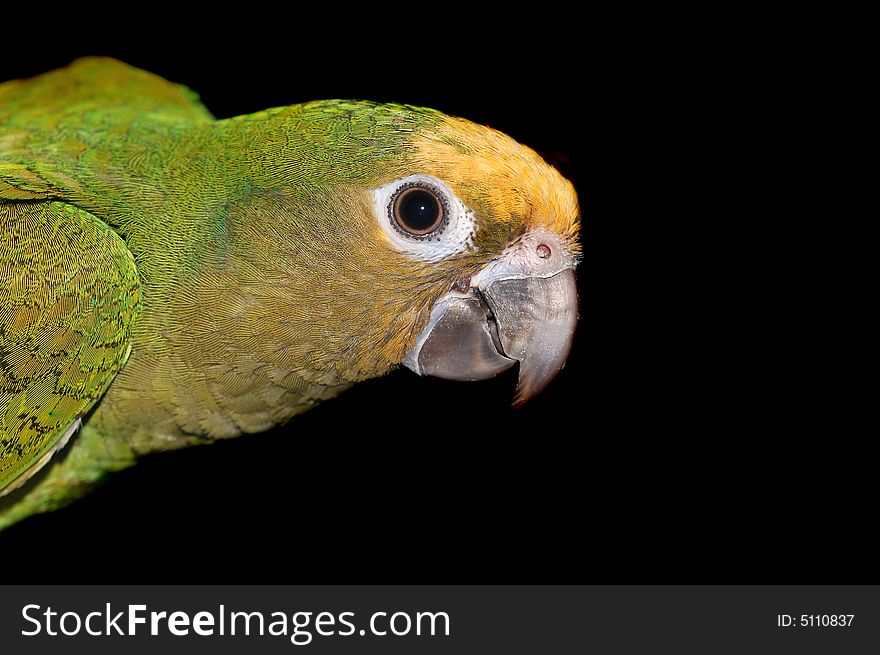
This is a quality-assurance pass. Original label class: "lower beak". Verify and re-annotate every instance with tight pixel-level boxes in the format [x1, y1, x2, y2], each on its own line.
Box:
[404, 269, 578, 405]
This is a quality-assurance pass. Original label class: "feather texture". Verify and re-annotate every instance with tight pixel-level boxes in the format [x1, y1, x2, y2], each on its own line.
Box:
[0, 58, 580, 527]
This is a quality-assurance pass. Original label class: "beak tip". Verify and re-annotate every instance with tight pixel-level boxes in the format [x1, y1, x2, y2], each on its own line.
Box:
[511, 393, 530, 409]
[509, 372, 556, 409]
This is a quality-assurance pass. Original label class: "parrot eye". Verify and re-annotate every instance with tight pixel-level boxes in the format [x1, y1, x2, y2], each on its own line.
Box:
[373, 174, 477, 262]
[389, 183, 447, 237]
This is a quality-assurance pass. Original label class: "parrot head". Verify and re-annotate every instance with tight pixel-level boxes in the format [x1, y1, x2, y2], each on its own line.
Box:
[225, 100, 580, 407]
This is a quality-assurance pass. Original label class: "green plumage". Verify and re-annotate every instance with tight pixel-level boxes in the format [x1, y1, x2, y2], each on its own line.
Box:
[0, 57, 580, 529]
[0, 201, 139, 487]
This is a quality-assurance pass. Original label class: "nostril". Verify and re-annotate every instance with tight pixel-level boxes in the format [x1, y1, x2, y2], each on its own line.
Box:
[536, 244, 552, 259]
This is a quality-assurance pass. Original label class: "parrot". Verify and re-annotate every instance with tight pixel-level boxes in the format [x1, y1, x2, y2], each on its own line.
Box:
[0, 57, 580, 531]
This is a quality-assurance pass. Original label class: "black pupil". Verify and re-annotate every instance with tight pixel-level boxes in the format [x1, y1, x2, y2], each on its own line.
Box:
[397, 189, 441, 232]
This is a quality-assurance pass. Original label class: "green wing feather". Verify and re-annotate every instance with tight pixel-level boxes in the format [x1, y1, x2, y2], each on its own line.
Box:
[0, 196, 141, 492]
[0, 56, 213, 126]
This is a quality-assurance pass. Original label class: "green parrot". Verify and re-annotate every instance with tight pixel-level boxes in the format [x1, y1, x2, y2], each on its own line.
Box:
[0, 58, 580, 530]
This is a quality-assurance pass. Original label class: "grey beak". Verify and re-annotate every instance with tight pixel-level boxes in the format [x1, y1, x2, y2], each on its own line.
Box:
[404, 269, 578, 405]
[482, 270, 578, 405]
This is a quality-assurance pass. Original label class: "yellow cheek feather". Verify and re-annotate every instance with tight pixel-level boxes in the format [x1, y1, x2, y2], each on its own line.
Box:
[408, 114, 581, 251]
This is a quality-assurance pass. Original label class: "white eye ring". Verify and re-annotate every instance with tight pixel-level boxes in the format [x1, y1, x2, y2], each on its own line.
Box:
[372, 174, 477, 262]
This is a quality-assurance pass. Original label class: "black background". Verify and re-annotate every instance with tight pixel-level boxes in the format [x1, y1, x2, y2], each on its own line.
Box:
[0, 24, 868, 584]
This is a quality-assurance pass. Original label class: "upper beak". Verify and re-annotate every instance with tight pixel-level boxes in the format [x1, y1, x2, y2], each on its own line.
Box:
[403, 230, 578, 406]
